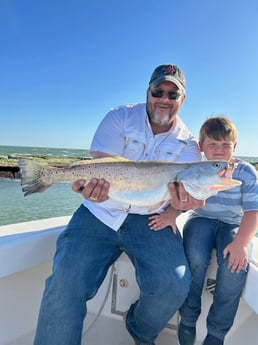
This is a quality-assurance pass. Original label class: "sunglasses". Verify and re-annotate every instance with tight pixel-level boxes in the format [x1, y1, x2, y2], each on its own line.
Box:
[150, 89, 182, 100]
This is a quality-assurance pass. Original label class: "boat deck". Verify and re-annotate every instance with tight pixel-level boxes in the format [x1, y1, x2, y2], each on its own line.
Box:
[7, 309, 258, 345]
[83, 315, 181, 345]
[1, 215, 258, 345]
[6, 314, 191, 345]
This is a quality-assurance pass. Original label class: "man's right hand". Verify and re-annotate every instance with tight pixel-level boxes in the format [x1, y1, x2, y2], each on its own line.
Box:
[72, 178, 110, 203]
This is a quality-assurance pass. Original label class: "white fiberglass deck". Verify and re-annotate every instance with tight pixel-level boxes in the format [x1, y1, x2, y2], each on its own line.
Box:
[0, 214, 258, 345]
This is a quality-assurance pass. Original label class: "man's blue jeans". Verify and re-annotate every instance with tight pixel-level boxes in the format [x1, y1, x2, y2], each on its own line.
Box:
[180, 217, 248, 341]
[33, 205, 191, 345]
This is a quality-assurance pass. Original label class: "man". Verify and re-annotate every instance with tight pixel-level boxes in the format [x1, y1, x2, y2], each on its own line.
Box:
[33, 64, 203, 345]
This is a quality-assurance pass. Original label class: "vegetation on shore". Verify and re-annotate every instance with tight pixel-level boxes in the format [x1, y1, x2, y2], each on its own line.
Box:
[0, 155, 87, 179]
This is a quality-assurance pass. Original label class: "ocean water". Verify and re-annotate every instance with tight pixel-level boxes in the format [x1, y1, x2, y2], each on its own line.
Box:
[0, 145, 89, 226]
[0, 145, 257, 227]
[0, 145, 90, 159]
[0, 179, 82, 226]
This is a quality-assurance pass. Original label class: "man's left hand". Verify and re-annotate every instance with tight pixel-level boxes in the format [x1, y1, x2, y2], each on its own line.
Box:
[168, 182, 205, 210]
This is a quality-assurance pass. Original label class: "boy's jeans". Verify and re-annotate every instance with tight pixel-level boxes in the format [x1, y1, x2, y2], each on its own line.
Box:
[33, 205, 191, 345]
[180, 217, 248, 341]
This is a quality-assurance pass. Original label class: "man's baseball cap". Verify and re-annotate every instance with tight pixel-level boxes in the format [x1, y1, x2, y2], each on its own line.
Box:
[149, 64, 186, 93]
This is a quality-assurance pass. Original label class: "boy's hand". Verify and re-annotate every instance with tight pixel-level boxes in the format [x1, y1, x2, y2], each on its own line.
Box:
[149, 213, 178, 234]
[223, 241, 248, 273]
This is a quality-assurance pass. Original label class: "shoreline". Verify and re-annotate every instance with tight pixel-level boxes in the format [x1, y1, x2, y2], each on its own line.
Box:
[0, 155, 88, 179]
[0, 155, 258, 179]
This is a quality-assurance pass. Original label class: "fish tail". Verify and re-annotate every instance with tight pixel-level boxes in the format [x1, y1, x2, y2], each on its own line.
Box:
[19, 158, 52, 196]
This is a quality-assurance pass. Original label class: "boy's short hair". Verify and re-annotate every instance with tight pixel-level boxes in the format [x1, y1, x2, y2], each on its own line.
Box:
[199, 116, 238, 143]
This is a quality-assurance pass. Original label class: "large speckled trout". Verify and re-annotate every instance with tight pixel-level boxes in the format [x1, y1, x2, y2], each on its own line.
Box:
[19, 157, 241, 206]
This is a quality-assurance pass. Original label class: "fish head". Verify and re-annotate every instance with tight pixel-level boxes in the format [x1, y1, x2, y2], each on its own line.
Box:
[178, 160, 242, 200]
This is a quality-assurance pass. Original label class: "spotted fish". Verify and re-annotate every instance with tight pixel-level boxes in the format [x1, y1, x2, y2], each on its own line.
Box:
[19, 157, 241, 206]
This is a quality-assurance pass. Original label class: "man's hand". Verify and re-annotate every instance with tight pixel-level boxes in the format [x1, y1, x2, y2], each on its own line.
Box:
[72, 178, 110, 203]
[168, 182, 205, 210]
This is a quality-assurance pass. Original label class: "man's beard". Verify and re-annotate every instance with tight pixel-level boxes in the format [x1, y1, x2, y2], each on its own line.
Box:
[149, 111, 172, 126]
[146, 102, 175, 126]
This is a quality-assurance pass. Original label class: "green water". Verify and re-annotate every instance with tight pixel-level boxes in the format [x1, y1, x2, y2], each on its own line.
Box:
[0, 179, 81, 226]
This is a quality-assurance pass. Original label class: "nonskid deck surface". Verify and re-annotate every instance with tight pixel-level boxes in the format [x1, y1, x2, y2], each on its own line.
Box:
[6, 313, 185, 345]
[83, 311, 258, 345]
[82, 314, 183, 345]
[6, 309, 258, 345]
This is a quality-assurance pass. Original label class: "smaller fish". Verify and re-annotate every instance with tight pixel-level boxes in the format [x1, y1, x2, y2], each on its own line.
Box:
[19, 157, 242, 206]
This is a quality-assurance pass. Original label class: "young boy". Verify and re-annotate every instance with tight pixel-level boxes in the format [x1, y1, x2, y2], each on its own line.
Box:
[149, 116, 258, 345]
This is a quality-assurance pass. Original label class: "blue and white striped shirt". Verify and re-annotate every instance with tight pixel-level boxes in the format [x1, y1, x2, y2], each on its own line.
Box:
[189, 159, 258, 225]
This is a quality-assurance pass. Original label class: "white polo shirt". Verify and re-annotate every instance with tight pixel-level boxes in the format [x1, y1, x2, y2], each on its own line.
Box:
[83, 103, 201, 230]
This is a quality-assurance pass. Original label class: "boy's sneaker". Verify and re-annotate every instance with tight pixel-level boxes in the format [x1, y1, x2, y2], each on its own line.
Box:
[202, 334, 224, 345]
[177, 323, 196, 345]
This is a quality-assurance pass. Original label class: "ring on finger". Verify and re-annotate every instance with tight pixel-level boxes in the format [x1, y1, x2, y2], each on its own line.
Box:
[181, 198, 188, 202]
[89, 196, 98, 201]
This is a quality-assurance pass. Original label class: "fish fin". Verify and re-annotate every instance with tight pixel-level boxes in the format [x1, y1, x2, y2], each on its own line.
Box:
[19, 158, 52, 196]
[69, 156, 132, 167]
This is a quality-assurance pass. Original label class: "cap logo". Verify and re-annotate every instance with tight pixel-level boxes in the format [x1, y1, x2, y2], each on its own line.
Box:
[164, 65, 176, 75]
[149, 64, 186, 91]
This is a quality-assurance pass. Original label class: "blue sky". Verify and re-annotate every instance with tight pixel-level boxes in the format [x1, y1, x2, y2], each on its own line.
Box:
[1, 0, 258, 156]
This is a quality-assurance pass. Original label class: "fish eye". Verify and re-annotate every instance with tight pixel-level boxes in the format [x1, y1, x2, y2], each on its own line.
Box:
[213, 162, 221, 168]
